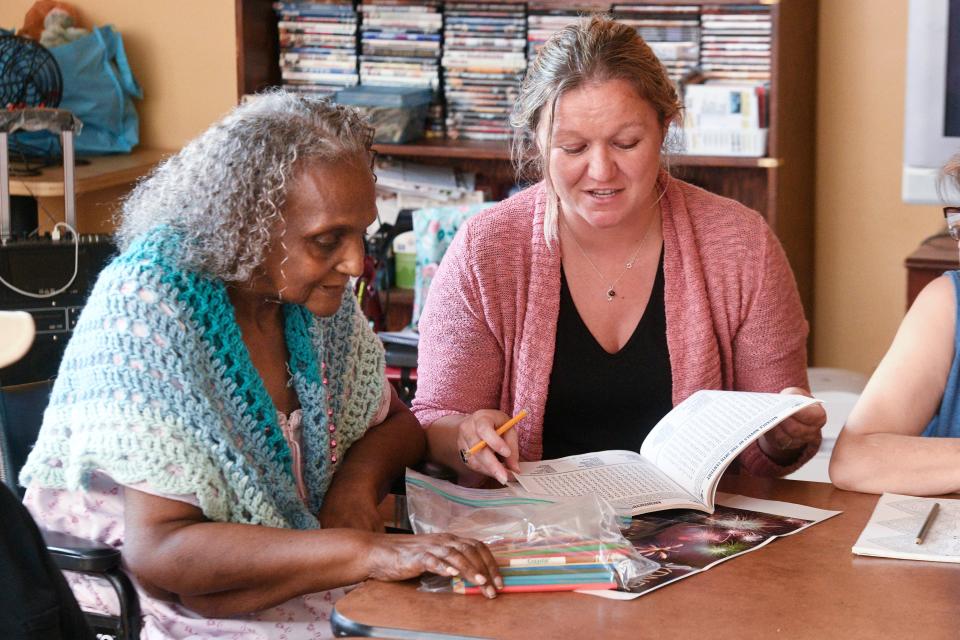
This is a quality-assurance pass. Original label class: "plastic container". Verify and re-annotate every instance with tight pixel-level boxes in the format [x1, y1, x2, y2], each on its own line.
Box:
[392, 231, 416, 289]
[333, 85, 433, 144]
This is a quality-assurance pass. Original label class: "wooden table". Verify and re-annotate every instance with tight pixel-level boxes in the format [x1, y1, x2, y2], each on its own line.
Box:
[332, 477, 960, 640]
[7, 148, 168, 234]
[8, 148, 168, 198]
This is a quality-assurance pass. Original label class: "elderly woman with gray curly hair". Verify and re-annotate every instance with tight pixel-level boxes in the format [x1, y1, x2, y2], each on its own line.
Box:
[19, 92, 502, 638]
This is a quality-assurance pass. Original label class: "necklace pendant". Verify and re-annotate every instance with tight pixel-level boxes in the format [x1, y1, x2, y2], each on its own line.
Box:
[606, 289, 616, 301]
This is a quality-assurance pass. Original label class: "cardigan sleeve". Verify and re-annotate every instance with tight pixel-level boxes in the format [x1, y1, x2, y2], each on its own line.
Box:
[732, 222, 820, 476]
[412, 222, 507, 428]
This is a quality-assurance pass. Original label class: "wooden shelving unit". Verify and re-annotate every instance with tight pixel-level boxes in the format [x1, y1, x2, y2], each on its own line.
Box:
[235, 0, 818, 316]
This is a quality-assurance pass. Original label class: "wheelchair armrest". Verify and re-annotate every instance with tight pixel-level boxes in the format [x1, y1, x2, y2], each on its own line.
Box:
[40, 528, 142, 638]
[41, 528, 121, 573]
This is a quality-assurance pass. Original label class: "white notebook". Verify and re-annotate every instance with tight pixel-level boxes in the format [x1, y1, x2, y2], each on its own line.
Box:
[852, 493, 960, 563]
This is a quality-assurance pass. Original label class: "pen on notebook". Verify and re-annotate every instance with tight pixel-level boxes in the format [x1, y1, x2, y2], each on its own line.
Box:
[915, 502, 940, 545]
[459, 409, 529, 463]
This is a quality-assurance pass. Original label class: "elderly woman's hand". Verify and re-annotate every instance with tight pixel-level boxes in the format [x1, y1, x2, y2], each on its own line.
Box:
[758, 387, 827, 464]
[457, 409, 520, 485]
[365, 532, 503, 598]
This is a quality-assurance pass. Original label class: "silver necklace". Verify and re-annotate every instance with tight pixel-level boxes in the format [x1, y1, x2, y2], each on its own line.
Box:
[563, 213, 657, 302]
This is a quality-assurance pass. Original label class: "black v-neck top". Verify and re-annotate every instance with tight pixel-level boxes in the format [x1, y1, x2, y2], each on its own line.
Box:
[541, 250, 673, 459]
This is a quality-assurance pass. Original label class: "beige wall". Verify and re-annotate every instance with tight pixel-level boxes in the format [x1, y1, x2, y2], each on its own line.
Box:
[813, 0, 945, 375]
[1, 0, 238, 149]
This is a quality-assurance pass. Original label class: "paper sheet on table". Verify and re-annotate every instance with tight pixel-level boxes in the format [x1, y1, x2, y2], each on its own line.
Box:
[577, 493, 841, 600]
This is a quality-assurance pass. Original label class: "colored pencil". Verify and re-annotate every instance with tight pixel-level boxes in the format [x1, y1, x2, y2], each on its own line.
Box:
[501, 553, 628, 567]
[496, 564, 614, 576]
[456, 572, 615, 588]
[453, 582, 618, 595]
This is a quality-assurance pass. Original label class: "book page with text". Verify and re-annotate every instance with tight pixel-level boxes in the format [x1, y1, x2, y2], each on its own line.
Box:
[640, 391, 821, 507]
[513, 450, 703, 515]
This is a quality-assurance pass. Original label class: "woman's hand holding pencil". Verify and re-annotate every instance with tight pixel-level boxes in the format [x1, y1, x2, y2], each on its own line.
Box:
[456, 409, 528, 485]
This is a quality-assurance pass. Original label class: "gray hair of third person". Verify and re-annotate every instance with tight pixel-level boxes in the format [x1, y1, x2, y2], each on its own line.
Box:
[510, 14, 683, 246]
[116, 91, 375, 283]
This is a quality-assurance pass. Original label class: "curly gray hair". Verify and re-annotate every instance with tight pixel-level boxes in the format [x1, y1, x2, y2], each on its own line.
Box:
[116, 90, 375, 282]
[510, 15, 681, 247]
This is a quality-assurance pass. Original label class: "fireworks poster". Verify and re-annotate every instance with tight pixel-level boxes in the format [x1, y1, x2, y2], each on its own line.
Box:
[583, 493, 840, 599]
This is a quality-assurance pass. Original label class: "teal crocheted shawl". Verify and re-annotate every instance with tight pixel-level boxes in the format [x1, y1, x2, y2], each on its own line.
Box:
[20, 227, 385, 529]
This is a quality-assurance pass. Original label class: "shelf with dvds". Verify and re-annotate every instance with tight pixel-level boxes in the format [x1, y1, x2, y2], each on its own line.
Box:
[235, 0, 817, 316]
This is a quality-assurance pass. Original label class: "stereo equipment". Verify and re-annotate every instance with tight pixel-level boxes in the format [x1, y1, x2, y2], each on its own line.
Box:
[0, 107, 94, 385]
[0, 235, 115, 384]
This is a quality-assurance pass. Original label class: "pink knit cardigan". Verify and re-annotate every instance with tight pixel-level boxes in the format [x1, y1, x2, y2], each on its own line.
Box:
[413, 174, 818, 476]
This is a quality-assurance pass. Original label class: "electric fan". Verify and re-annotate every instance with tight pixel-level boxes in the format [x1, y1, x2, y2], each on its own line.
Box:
[0, 34, 62, 108]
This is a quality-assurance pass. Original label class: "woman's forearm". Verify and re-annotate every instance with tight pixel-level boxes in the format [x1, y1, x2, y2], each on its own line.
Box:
[125, 516, 374, 617]
[425, 414, 466, 469]
[829, 430, 960, 496]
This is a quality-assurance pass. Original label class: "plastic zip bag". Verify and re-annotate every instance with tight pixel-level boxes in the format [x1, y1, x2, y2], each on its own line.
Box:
[406, 469, 657, 594]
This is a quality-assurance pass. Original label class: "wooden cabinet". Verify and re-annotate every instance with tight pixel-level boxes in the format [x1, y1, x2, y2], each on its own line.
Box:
[235, 0, 818, 315]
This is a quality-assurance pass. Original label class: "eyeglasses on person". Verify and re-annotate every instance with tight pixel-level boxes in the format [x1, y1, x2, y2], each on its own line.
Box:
[944, 207, 960, 241]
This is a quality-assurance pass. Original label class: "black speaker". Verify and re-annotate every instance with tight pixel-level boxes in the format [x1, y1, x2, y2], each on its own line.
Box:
[0, 235, 115, 385]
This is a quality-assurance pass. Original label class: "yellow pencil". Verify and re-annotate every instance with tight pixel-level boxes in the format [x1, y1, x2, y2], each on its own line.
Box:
[460, 409, 529, 463]
[357, 279, 367, 307]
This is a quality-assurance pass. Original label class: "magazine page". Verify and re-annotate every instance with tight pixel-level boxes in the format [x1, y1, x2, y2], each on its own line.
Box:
[639, 391, 822, 508]
[852, 493, 960, 563]
[579, 492, 841, 600]
[513, 450, 702, 515]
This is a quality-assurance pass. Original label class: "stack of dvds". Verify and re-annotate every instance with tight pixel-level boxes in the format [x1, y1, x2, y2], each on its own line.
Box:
[699, 4, 772, 83]
[358, 1, 443, 138]
[358, 1, 442, 89]
[526, 3, 606, 64]
[274, 1, 360, 98]
[613, 4, 700, 85]
[442, 2, 527, 141]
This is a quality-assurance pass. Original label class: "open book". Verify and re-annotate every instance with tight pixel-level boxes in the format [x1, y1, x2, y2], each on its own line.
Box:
[852, 493, 960, 563]
[512, 390, 822, 516]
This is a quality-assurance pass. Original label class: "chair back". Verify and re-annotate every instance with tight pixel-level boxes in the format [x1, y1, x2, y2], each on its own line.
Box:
[0, 380, 54, 495]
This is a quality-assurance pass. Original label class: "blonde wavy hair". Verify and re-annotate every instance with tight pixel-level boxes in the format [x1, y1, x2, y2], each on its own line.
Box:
[510, 14, 682, 247]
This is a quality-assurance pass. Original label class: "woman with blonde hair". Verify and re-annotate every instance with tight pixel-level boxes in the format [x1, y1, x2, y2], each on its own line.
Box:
[830, 154, 960, 495]
[413, 15, 826, 485]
